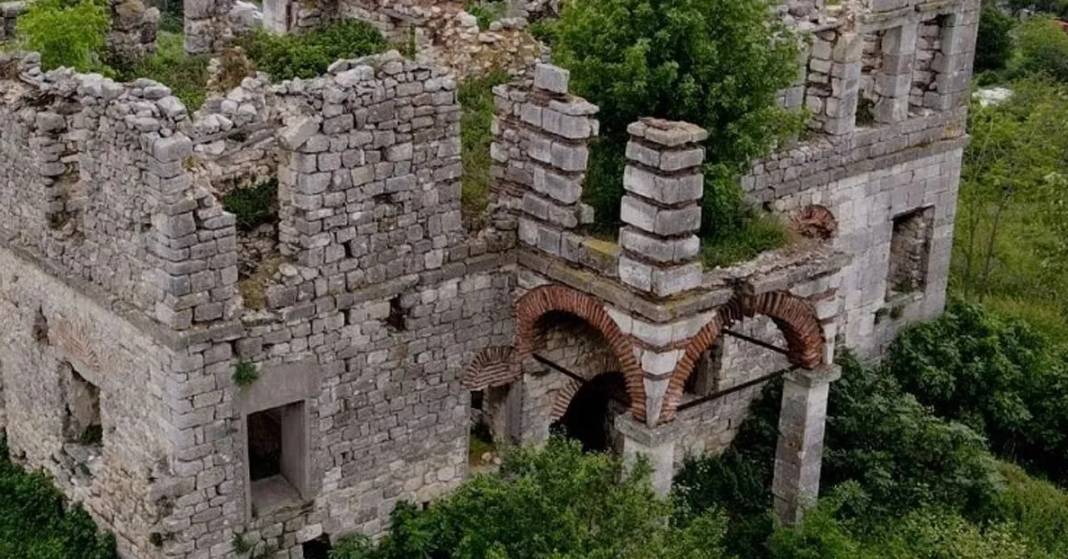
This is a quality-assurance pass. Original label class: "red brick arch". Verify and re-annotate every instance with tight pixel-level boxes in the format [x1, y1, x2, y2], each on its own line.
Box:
[660, 291, 825, 422]
[515, 285, 647, 422]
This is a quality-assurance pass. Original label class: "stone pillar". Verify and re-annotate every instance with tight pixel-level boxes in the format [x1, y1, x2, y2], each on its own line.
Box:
[503, 64, 600, 258]
[926, 9, 979, 111]
[873, 23, 917, 124]
[184, 0, 236, 54]
[617, 118, 706, 298]
[615, 414, 681, 496]
[772, 364, 840, 525]
[108, 0, 159, 64]
[805, 27, 861, 135]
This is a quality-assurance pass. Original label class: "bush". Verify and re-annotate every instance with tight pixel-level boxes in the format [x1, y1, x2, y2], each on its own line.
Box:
[465, 0, 507, 30]
[0, 438, 117, 559]
[552, 0, 803, 240]
[975, 6, 1016, 74]
[333, 438, 731, 559]
[889, 301, 1068, 484]
[116, 32, 211, 110]
[458, 69, 510, 227]
[994, 462, 1068, 557]
[16, 0, 110, 72]
[221, 179, 279, 231]
[241, 20, 388, 81]
[1015, 16, 1068, 82]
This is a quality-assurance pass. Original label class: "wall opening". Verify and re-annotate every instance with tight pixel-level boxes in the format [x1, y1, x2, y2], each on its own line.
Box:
[301, 534, 332, 559]
[62, 363, 102, 448]
[911, 15, 949, 114]
[222, 177, 282, 311]
[887, 207, 934, 298]
[469, 385, 511, 470]
[386, 295, 407, 331]
[551, 372, 629, 453]
[247, 400, 306, 516]
[856, 29, 887, 127]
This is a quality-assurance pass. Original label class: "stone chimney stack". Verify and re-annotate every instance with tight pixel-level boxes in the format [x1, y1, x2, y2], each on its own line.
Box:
[617, 118, 707, 298]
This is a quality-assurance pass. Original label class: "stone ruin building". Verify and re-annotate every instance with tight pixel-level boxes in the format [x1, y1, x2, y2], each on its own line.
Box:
[0, 0, 978, 557]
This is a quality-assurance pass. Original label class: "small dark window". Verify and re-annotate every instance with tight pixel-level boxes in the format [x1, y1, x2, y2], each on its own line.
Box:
[302, 534, 332, 559]
[386, 295, 407, 331]
[247, 408, 283, 481]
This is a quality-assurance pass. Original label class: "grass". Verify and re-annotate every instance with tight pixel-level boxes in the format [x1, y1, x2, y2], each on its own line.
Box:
[231, 360, 259, 387]
[458, 69, 510, 228]
[701, 213, 791, 269]
[117, 31, 211, 110]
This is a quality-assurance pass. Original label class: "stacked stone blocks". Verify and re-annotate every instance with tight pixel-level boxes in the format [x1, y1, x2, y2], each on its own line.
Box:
[617, 118, 707, 298]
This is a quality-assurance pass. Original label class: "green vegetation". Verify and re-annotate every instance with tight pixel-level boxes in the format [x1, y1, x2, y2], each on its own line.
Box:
[331, 438, 731, 559]
[551, 0, 803, 266]
[458, 69, 510, 227]
[465, 1, 508, 30]
[975, 6, 1016, 75]
[953, 78, 1068, 340]
[0, 438, 116, 559]
[15, 0, 109, 72]
[1015, 16, 1068, 82]
[222, 179, 279, 232]
[231, 360, 260, 387]
[240, 20, 388, 81]
[117, 32, 211, 110]
[889, 302, 1068, 485]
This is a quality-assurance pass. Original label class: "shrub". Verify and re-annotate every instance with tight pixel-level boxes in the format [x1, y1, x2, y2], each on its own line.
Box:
[241, 20, 388, 81]
[465, 0, 507, 30]
[0, 438, 117, 559]
[1015, 16, 1068, 82]
[994, 462, 1068, 557]
[222, 179, 278, 232]
[16, 0, 110, 72]
[231, 360, 259, 387]
[975, 6, 1016, 74]
[333, 438, 731, 559]
[552, 0, 803, 240]
[889, 301, 1068, 484]
[116, 32, 211, 110]
[458, 69, 510, 228]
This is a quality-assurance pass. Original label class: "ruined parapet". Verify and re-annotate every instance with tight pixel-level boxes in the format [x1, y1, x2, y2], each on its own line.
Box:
[617, 118, 706, 298]
[108, 0, 160, 64]
[495, 64, 599, 263]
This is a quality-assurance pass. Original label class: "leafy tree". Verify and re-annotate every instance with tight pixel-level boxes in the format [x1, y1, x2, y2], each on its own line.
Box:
[1005, 0, 1068, 18]
[0, 438, 116, 559]
[1015, 16, 1068, 82]
[889, 302, 1068, 484]
[552, 0, 803, 243]
[16, 0, 110, 72]
[332, 438, 731, 559]
[975, 6, 1016, 74]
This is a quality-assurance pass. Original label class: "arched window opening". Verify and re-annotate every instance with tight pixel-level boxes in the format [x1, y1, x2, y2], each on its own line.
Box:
[551, 372, 630, 453]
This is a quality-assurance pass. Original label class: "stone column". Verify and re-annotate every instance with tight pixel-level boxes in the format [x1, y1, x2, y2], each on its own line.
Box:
[873, 22, 917, 124]
[617, 118, 706, 298]
[504, 64, 600, 259]
[772, 364, 840, 525]
[615, 414, 682, 496]
[805, 27, 861, 135]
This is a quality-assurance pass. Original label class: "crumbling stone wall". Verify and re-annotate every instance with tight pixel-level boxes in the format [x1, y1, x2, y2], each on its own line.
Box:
[0, 1, 23, 42]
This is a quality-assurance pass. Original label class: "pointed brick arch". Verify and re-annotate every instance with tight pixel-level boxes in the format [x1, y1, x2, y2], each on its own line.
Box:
[515, 285, 647, 422]
[661, 291, 825, 422]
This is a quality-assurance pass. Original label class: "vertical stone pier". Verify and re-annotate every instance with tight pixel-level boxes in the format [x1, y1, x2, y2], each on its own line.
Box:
[772, 364, 840, 524]
[617, 118, 706, 298]
[615, 415, 681, 497]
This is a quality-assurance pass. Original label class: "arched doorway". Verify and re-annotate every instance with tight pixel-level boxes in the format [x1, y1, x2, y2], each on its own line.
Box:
[552, 371, 630, 453]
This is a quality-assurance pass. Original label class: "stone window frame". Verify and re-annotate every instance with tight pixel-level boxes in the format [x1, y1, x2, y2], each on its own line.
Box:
[235, 360, 320, 520]
[855, 17, 918, 127]
[885, 205, 935, 302]
[910, 7, 966, 114]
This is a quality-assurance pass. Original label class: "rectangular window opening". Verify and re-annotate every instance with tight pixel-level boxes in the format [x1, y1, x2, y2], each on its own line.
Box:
[247, 401, 306, 516]
[856, 29, 886, 128]
[887, 207, 935, 299]
[386, 295, 407, 331]
[222, 177, 282, 312]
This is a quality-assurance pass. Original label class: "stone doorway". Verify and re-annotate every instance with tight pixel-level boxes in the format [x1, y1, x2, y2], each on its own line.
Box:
[552, 372, 629, 453]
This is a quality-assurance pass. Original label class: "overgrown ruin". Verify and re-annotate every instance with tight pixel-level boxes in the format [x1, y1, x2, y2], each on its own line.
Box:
[0, 0, 978, 556]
